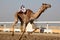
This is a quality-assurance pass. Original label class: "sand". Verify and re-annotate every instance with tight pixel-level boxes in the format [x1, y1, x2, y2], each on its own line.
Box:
[0, 32, 60, 40]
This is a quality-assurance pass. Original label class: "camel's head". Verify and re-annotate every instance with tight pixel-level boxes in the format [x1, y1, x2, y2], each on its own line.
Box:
[42, 3, 51, 9]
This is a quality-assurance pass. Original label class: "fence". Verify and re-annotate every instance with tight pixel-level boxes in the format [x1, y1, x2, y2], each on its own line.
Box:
[0, 21, 60, 33]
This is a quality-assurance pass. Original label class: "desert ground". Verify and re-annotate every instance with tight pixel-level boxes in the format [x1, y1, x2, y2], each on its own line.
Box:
[0, 32, 60, 40]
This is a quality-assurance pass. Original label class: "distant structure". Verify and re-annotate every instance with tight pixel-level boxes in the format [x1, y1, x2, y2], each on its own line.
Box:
[0, 21, 60, 34]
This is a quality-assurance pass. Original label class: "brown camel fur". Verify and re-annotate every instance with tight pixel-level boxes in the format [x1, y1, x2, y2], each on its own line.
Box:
[11, 3, 51, 36]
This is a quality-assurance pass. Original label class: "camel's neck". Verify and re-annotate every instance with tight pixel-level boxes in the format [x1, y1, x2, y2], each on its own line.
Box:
[32, 5, 48, 19]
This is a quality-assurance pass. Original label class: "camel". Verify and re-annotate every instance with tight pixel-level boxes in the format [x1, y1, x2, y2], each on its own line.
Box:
[11, 3, 51, 37]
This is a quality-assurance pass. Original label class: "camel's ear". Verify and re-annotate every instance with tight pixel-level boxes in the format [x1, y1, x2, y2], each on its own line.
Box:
[42, 3, 47, 5]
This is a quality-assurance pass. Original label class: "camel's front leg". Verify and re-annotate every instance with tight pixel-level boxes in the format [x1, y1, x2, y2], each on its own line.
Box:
[12, 20, 18, 36]
[11, 13, 18, 36]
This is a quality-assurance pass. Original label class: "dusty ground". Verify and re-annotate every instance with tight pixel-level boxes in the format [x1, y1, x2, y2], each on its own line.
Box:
[0, 32, 60, 40]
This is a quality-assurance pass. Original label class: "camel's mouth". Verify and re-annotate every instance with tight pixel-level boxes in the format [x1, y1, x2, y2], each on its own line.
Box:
[48, 4, 51, 8]
[49, 5, 51, 8]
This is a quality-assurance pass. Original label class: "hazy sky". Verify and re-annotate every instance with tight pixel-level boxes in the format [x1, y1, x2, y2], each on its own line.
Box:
[0, 0, 60, 22]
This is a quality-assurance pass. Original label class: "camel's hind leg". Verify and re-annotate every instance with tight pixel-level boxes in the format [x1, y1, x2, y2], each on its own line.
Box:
[19, 23, 27, 40]
[11, 26, 14, 36]
[20, 26, 24, 32]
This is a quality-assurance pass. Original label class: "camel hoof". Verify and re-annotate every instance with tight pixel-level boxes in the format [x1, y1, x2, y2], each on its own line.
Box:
[12, 32, 14, 36]
[12, 34, 14, 36]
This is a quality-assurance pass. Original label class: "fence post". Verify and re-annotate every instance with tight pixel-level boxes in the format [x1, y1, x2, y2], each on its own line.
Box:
[46, 23, 49, 33]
